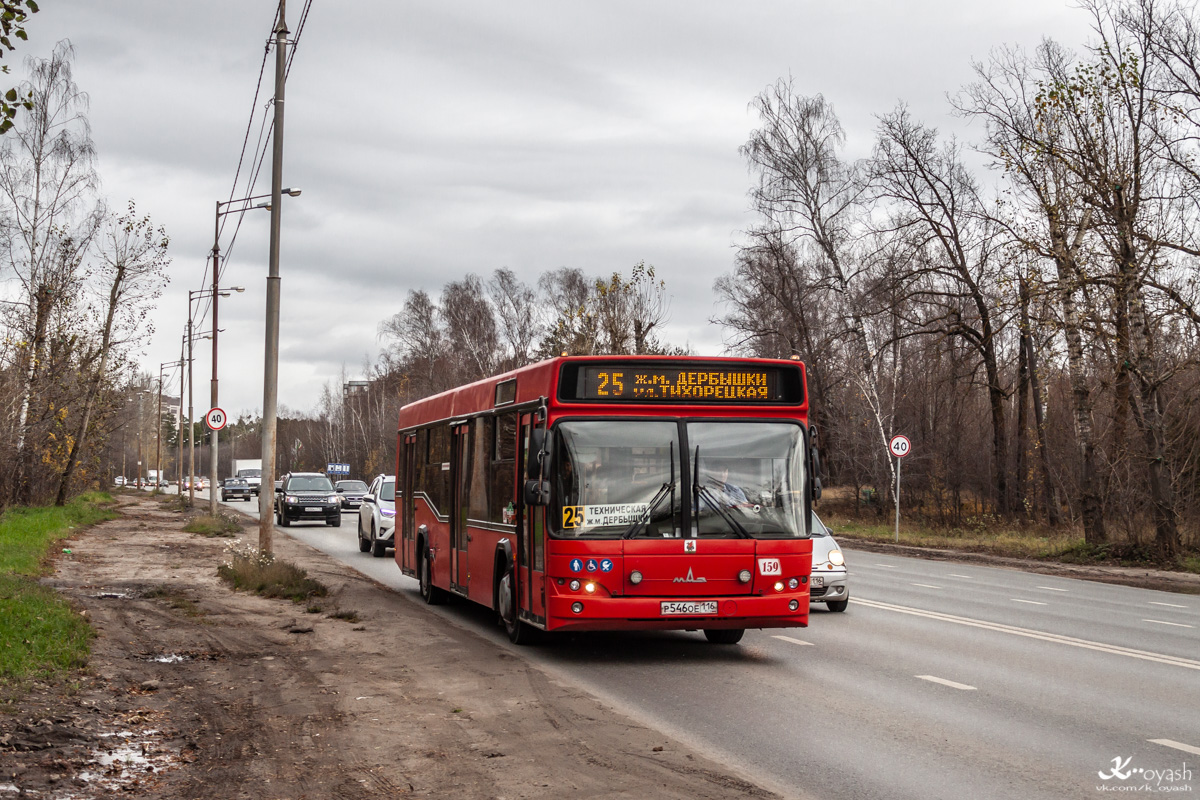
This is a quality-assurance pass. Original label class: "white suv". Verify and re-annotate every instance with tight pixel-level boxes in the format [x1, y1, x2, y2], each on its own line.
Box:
[357, 474, 396, 558]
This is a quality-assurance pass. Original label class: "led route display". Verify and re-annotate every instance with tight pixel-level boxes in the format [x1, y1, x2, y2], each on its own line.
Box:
[565, 363, 800, 403]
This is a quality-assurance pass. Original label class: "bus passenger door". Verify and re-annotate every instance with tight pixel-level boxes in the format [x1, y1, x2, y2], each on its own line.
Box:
[519, 413, 546, 622]
[400, 433, 417, 575]
[450, 423, 471, 593]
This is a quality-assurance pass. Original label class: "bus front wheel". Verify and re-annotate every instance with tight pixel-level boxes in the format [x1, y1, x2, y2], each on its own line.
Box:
[419, 549, 446, 605]
[497, 565, 537, 645]
[703, 628, 745, 645]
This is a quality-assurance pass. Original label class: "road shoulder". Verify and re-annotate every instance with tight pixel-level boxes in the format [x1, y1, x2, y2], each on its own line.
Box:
[0, 496, 778, 799]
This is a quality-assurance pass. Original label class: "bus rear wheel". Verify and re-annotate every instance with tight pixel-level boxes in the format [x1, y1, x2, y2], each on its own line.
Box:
[418, 549, 446, 605]
[703, 628, 745, 644]
[497, 565, 537, 645]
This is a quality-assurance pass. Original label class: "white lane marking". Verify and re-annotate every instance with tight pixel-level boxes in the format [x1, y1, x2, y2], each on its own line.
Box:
[1149, 739, 1200, 757]
[1141, 619, 1194, 629]
[1037, 587, 1069, 592]
[911, 583, 941, 589]
[851, 597, 1200, 671]
[875, 564, 898, 569]
[1012, 599, 1047, 605]
[1149, 602, 1188, 609]
[916, 675, 977, 691]
[772, 635, 814, 646]
[948, 574, 972, 579]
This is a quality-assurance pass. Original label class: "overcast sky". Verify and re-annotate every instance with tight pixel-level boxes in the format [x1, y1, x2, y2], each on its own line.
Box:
[21, 0, 1095, 419]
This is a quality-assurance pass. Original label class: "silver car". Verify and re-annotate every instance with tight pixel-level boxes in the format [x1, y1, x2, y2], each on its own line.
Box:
[811, 513, 848, 612]
[357, 474, 396, 558]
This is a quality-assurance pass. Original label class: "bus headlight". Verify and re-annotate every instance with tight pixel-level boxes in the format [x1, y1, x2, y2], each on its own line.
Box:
[738, 569, 752, 584]
[571, 602, 584, 614]
[629, 570, 643, 585]
[584, 582, 596, 594]
[788, 578, 799, 590]
[773, 581, 785, 592]
[789, 599, 800, 611]
[569, 580, 580, 591]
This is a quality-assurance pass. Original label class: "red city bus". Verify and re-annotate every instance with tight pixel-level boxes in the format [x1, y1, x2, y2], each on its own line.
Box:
[394, 355, 820, 645]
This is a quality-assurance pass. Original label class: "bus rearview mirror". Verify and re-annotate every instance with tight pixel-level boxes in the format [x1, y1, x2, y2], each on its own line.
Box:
[527, 428, 548, 479]
[524, 479, 550, 507]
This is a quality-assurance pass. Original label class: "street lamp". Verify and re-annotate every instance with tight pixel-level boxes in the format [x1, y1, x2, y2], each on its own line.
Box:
[210, 188, 298, 517]
[183, 315, 214, 507]
[157, 361, 178, 490]
[188, 287, 239, 512]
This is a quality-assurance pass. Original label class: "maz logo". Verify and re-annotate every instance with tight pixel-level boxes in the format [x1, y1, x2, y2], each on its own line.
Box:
[673, 568, 707, 583]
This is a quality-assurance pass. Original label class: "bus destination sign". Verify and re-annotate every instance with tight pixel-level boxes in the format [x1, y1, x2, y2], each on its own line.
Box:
[561, 362, 803, 404]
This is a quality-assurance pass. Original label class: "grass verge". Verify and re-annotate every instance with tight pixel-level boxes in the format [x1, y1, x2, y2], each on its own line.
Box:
[183, 512, 242, 537]
[0, 492, 116, 687]
[216, 542, 327, 603]
[822, 512, 1200, 573]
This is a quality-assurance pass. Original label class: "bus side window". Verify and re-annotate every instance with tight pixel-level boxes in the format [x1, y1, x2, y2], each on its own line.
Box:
[427, 425, 450, 516]
[413, 428, 429, 512]
[469, 417, 490, 521]
[490, 413, 517, 528]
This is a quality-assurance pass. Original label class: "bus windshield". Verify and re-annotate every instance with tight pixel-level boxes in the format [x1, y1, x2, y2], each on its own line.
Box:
[554, 421, 681, 539]
[688, 421, 807, 539]
[551, 420, 807, 539]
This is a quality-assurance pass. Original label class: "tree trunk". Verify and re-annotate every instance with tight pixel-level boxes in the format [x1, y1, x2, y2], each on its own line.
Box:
[1014, 287, 1030, 519]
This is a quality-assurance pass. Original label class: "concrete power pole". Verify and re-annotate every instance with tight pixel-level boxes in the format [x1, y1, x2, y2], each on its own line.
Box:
[258, 1, 288, 555]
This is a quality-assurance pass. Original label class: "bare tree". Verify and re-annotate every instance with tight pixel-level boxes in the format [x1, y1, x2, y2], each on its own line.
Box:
[537, 266, 598, 356]
[958, 41, 1105, 538]
[0, 41, 102, 504]
[440, 274, 500, 380]
[740, 81, 899, 487]
[487, 267, 540, 369]
[871, 106, 1014, 514]
[55, 202, 169, 504]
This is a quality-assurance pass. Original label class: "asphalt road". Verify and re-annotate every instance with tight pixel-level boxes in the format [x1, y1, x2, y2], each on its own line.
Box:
[210, 491, 1200, 800]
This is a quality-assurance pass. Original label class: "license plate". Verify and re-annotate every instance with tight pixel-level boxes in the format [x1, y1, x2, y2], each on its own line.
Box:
[811, 576, 824, 587]
[661, 601, 718, 616]
[305, 507, 322, 512]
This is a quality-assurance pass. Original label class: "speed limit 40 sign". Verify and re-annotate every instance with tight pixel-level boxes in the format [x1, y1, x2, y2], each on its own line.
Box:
[205, 407, 228, 431]
[889, 434, 911, 458]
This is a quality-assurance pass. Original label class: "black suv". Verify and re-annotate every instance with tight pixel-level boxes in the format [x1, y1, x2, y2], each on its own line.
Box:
[275, 472, 341, 527]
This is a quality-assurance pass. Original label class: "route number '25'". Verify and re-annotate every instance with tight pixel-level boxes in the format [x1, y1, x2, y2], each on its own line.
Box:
[595, 372, 625, 396]
[562, 506, 586, 528]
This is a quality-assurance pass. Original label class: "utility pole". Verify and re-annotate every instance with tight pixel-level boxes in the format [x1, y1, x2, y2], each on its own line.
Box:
[259, 0, 288, 556]
[156, 367, 164, 489]
[187, 314, 196, 507]
[178, 332, 186, 495]
[210, 212, 221, 516]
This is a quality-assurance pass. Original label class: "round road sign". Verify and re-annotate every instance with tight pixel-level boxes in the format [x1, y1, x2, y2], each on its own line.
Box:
[889, 434, 911, 458]
[205, 407, 228, 431]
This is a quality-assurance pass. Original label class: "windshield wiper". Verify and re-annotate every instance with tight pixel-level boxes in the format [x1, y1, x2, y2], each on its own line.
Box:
[624, 442, 675, 539]
[692, 446, 750, 538]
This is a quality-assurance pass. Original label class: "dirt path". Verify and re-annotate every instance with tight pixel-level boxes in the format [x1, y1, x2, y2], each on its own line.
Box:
[1, 496, 778, 799]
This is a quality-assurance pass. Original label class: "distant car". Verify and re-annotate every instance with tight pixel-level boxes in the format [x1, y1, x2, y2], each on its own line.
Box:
[221, 477, 253, 502]
[114, 476, 127, 486]
[811, 512, 848, 612]
[357, 474, 396, 558]
[335, 480, 369, 509]
[274, 472, 341, 527]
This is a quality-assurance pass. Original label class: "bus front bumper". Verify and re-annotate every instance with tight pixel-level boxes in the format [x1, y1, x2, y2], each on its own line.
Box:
[544, 592, 810, 633]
